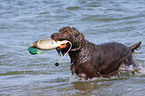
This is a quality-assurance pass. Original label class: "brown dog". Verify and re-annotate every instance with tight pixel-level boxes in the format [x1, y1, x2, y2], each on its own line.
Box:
[51, 26, 141, 79]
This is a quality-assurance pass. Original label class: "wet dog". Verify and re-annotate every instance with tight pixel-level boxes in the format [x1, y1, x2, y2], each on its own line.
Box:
[51, 26, 141, 79]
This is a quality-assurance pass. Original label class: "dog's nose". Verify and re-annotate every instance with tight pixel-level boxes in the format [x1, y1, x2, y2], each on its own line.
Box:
[51, 33, 55, 39]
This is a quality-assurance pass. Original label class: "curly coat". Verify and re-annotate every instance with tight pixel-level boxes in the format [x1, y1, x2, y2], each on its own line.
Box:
[51, 26, 141, 79]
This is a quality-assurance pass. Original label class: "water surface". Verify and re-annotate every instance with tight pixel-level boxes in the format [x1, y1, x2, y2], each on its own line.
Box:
[0, 0, 145, 95]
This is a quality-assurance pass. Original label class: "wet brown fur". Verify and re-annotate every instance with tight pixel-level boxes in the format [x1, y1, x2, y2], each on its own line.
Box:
[51, 26, 141, 79]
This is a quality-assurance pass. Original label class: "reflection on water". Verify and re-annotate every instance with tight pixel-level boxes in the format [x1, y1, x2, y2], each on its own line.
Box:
[0, 0, 145, 95]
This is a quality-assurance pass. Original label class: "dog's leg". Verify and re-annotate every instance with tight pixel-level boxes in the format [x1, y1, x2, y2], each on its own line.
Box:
[100, 70, 118, 77]
[124, 56, 140, 72]
[78, 73, 88, 80]
[131, 60, 140, 72]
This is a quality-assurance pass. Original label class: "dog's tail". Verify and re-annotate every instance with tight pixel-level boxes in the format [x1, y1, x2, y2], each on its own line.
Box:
[129, 41, 142, 54]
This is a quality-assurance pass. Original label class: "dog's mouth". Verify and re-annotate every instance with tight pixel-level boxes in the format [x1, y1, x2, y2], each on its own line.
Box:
[56, 43, 69, 51]
[55, 42, 73, 57]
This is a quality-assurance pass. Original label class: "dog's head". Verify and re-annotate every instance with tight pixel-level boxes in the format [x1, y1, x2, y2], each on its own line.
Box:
[51, 26, 84, 43]
[51, 26, 84, 54]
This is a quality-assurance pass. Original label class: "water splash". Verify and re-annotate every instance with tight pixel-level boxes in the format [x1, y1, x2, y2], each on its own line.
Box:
[136, 63, 145, 75]
[69, 63, 145, 82]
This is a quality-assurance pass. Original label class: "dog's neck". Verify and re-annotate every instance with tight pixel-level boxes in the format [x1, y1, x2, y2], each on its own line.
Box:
[70, 47, 81, 51]
[70, 39, 87, 52]
[68, 39, 91, 65]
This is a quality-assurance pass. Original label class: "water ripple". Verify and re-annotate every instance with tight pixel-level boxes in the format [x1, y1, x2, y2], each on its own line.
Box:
[0, 0, 145, 95]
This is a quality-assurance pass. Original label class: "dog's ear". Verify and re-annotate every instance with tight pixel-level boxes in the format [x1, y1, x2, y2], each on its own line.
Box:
[77, 33, 84, 41]
[70, 27, 84, 38]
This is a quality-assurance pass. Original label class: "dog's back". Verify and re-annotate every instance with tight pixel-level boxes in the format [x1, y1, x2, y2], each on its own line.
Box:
[51, 26, 141, 79]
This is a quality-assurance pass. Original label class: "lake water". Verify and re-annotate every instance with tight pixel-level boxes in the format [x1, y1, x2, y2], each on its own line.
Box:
[0, 0, 145, 95]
